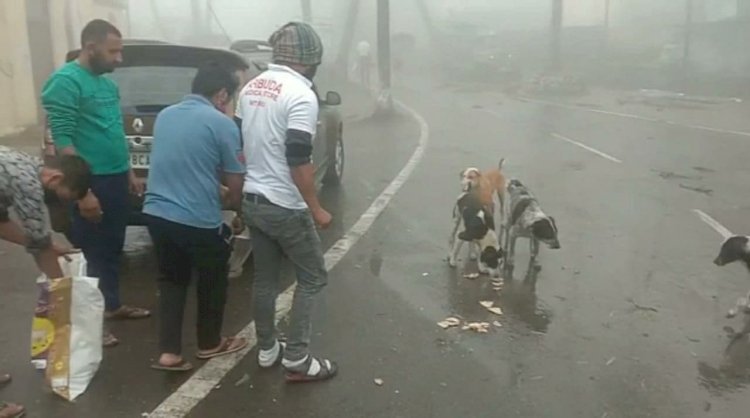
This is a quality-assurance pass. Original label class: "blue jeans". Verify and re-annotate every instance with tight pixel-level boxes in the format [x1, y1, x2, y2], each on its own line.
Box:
[243, 197, 328, 362]
[70, 172, 129, 312]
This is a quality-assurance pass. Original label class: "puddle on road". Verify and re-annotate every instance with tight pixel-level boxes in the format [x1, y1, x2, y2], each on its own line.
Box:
[496, 275, 553, 334]
[698, 318, 750, 396]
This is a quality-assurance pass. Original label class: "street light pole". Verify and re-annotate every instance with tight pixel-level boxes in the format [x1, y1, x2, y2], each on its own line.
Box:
[683, 0, 694, 73]
[550, 0, 563, 71]
[301, 0, 312, 24]
[376, 0, 393, 113]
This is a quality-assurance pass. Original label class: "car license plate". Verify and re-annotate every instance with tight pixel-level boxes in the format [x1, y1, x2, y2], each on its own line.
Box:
[131, 152, 150, 169]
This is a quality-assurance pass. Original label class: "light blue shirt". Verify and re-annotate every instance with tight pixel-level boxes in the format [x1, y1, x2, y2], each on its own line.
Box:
[144, 95, 245, 229]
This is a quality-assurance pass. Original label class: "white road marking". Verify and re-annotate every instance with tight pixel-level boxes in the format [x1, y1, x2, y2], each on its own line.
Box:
[551, 133, 623, 164]
[520, 97, 750, 138]
[148, 100, 430, 418]
[693, 209, 733, 239]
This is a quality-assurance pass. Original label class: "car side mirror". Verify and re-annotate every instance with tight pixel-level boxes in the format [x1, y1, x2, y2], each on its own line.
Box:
[325, 91, 342, 106]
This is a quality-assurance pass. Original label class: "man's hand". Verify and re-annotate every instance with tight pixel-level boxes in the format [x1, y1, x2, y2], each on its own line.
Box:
[312, 207, 332, 230]
[231, 215, 245, 235]
[129, 170, 144, 197]
[78, 190, 103, 223]
[51, 241, 80, 262]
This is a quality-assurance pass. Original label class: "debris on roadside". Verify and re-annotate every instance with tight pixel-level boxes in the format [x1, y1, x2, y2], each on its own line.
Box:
[626, 298, 659, 313]
[235, 373, 251, 387]
[479, 301, 503, 316]
[437, 317, 461, 329]
[422, 272, 430, 277]
[493, 321, 502, 328]
[605, 357, 616, 366]
[463, 322, 491, 333]
[374, 378, 384, 386]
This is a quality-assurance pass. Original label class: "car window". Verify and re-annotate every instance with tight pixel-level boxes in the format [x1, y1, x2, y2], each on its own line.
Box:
[106, 66, 198, 107]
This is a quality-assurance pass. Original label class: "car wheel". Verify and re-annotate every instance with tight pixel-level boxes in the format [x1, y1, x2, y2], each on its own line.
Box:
[323, 135, 344, 186]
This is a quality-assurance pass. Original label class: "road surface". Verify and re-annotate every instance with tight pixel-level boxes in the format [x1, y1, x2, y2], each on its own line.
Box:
[2, 77, 750, 418]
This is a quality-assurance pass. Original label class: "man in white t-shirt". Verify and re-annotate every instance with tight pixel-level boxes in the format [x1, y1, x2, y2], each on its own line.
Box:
[356, 39, 372, 88]
[235, 22, 337, 383]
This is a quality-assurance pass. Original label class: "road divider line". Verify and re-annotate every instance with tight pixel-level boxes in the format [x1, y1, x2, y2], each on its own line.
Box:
[521, 97, 750, 138]
[693, 209, 733, 239]
[551, 133, 622, 164]
[148, 100, 430, 418]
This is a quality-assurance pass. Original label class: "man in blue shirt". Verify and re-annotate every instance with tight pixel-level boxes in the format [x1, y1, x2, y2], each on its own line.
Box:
[144, 61, 248, 371]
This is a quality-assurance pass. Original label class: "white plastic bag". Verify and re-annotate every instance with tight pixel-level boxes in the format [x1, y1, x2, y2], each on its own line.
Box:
[30, 254, 104, 401]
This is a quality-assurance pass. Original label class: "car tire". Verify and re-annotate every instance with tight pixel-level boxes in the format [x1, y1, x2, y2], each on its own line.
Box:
[323, 134, 344, 187]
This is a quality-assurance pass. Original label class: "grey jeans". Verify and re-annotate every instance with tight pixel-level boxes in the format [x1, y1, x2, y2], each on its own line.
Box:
[243, 198, 327, 361]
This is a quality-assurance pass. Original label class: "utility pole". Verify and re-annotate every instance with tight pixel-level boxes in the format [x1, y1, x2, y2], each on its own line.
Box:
[550, 0, 563, 72]
[603, 0, 611, 54]
[412, 0, 439, 48]
[301, 0, 312, 24]
[683, 0, 694, 73]
[376, 0, 393, 113]
[335, 0, 361, 75]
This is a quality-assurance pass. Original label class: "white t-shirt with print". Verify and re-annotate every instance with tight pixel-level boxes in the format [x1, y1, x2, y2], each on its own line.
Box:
[236, 64, 319, 210]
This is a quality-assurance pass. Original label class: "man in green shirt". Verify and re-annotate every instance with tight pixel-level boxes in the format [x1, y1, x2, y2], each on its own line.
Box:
[41, 19, 150, 347]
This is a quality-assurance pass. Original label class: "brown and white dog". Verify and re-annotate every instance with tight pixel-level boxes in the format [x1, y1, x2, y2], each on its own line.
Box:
[459, 158, 507, 236]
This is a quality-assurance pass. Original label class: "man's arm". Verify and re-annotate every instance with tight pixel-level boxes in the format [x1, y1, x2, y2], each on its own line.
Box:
[285, 95, 330, 227]
[41, 74, 79, 155]
[0, 189, 66, 279]
[218, 119, 246, 212]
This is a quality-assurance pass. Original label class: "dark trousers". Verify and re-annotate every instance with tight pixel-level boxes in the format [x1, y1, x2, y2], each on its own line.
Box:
[70, 172, 129, 312]
[146, 214, 231, 355]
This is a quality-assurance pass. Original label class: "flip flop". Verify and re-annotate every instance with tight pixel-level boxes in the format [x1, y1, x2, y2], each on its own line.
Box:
[105, 305, 151, 320]
[0, 402, 25, 418]
[102, 332, 120, 348]
[196, 337, 248, 360]
[150, 359, 193, 372]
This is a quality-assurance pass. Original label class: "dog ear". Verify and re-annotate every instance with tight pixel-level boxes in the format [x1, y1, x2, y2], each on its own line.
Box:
[532, 219, 556, 240]
[549, 216, 558, 232]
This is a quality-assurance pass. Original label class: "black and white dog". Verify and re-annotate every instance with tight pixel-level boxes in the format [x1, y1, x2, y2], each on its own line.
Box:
[714, 235, 750, 318]
[504, 179, 560, 273]
[448, 191, 504, 277]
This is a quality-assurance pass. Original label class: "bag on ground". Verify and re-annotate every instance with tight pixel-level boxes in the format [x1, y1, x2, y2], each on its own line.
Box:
[30, 254, 104, 401]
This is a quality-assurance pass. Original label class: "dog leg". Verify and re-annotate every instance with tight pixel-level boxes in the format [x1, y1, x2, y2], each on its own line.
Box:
[506, 229, 518, 274]
[497, 192, 506, 241]
[448, 239, 464, 268]
[478, 260, 490, 275]
[469, 242, 478, 260]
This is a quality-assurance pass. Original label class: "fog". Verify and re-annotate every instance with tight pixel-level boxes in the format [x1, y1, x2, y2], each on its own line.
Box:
[119, 0, 750, 94]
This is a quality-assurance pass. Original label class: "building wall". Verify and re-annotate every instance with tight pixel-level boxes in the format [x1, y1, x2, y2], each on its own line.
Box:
[0, 0, 38, 137]
[1, 0, 129, 139]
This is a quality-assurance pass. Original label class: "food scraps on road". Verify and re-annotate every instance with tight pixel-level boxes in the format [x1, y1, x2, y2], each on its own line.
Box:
[479, 301, 503, 315]
[463, 322, 491, 333]
[437, 317, 461, 329]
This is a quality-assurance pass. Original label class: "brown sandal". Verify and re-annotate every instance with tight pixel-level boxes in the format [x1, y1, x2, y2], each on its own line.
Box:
[0, 402, 25, 418]
[196, 337, 248, 360]
[105, 305, 151, 320]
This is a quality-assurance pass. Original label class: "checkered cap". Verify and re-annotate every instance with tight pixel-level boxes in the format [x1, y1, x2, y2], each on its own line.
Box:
[268, 22, 323, 66]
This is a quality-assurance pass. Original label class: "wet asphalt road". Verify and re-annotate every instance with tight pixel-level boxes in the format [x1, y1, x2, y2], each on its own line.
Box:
[3, 78, 750, 417]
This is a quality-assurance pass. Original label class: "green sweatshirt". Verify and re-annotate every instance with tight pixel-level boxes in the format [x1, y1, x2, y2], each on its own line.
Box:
[42, 61, 129, 175]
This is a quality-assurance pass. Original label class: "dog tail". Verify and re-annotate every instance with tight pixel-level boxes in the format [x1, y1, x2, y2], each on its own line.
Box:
[498, 158, 506, 170]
